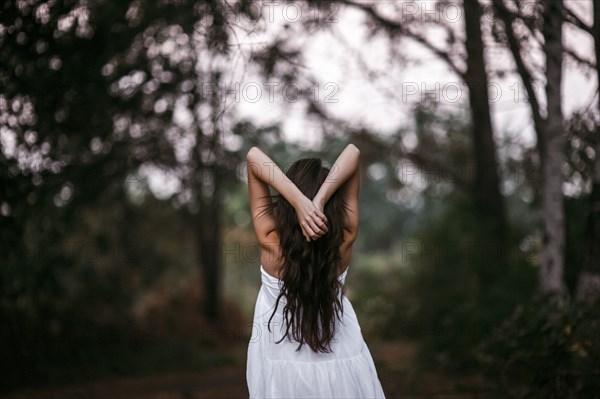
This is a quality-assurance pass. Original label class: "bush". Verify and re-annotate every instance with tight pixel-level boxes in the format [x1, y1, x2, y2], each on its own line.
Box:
[476, 298, 600, 399]
[397, 192, 537, 370]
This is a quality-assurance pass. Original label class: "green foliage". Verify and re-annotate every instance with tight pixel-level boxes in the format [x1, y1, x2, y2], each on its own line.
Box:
[476, 299, 600, 399]
[347, 188, 538, 370]
[0, 307, 233, 394]
[0, 193, 250, 394]
[402, 192, 537, 369]
[564, 196, 593, 294]
[0, 2, 249, 392]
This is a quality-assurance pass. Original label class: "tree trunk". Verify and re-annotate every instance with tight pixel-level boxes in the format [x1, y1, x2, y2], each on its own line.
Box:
[575, 1, 600, 302]
[196, 165, 223, 321]
[191, 68, 227, 322]
[539, 0, 568, 303]
[463, 0, 507, 259]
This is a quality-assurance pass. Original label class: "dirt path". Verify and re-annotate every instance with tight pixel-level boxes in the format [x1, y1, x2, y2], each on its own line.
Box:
[6, 340, 489, 399]
[6, 366, 247, 399]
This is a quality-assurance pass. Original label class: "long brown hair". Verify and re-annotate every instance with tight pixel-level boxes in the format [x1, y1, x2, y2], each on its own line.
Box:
[258, 158, 352, 353]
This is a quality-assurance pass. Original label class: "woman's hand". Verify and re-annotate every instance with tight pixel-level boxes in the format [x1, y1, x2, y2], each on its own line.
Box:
[294, 195, 328, 241]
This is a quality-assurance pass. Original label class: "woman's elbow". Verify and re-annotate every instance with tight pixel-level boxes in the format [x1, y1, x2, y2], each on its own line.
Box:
[348, 143, 360, 156]
[247, 146, 259, 161]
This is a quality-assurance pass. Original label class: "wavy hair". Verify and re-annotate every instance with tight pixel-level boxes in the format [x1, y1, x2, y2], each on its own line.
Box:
[258, 158, 352, 353]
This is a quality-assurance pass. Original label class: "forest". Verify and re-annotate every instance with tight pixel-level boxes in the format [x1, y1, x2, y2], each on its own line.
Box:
[1, 0, 599, 397]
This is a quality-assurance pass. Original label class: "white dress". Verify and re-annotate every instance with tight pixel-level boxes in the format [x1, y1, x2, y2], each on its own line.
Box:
[246, 265, 386, 398]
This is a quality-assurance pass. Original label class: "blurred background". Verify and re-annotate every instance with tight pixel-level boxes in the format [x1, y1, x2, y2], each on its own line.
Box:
[1, 0, 599, 398]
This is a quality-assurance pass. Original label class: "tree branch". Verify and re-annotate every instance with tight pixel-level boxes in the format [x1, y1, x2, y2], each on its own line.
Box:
[563, 4, 593, 35]
[492, 0, 545, 154]
[563, 46, 596, 70]
[306, 98, 470, 190]
[337, 0, 465, 79]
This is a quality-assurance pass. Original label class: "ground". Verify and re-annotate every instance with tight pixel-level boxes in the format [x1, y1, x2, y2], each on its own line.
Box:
[6, 340, 491, 399]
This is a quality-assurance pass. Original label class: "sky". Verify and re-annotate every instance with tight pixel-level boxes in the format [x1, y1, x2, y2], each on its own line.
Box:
[229, 0, 596, 149]
[139, 0, 597, 199]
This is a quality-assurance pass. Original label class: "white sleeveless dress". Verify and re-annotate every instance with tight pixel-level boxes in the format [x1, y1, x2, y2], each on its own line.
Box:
[246, 265, 386, 398]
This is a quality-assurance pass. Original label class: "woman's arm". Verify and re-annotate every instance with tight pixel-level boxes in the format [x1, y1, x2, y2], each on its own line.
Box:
[246, 147, 328, 242]
[313, 144, 361, 211]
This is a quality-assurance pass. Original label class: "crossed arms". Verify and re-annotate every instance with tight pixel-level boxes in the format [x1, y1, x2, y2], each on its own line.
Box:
[246, 144, 361, 246]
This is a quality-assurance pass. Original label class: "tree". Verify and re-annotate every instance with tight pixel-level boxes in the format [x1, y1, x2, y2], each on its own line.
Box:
[463, 0, 507, 250]
[539, 0, 567, 302]
[492, 0, 568, 302]
[285, 0, 509, 259]
[0, 0, 257, 326]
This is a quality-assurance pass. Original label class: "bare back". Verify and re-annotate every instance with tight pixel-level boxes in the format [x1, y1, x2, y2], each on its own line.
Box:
[261, 227, 357, 280]
[249, 145, 361, 281]
[261, 174, 360, 280]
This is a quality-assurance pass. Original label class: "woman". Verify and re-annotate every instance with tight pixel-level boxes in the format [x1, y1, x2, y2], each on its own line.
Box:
[246, 144, 386, 398]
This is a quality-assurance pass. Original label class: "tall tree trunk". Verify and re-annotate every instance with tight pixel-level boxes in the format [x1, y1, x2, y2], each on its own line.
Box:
[463, 0, 507, 260]
[191, 69, 226, 322]
[196, 166, 223, 321]
[575, 1, 600, 302]
[539, 0, 568, 303]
